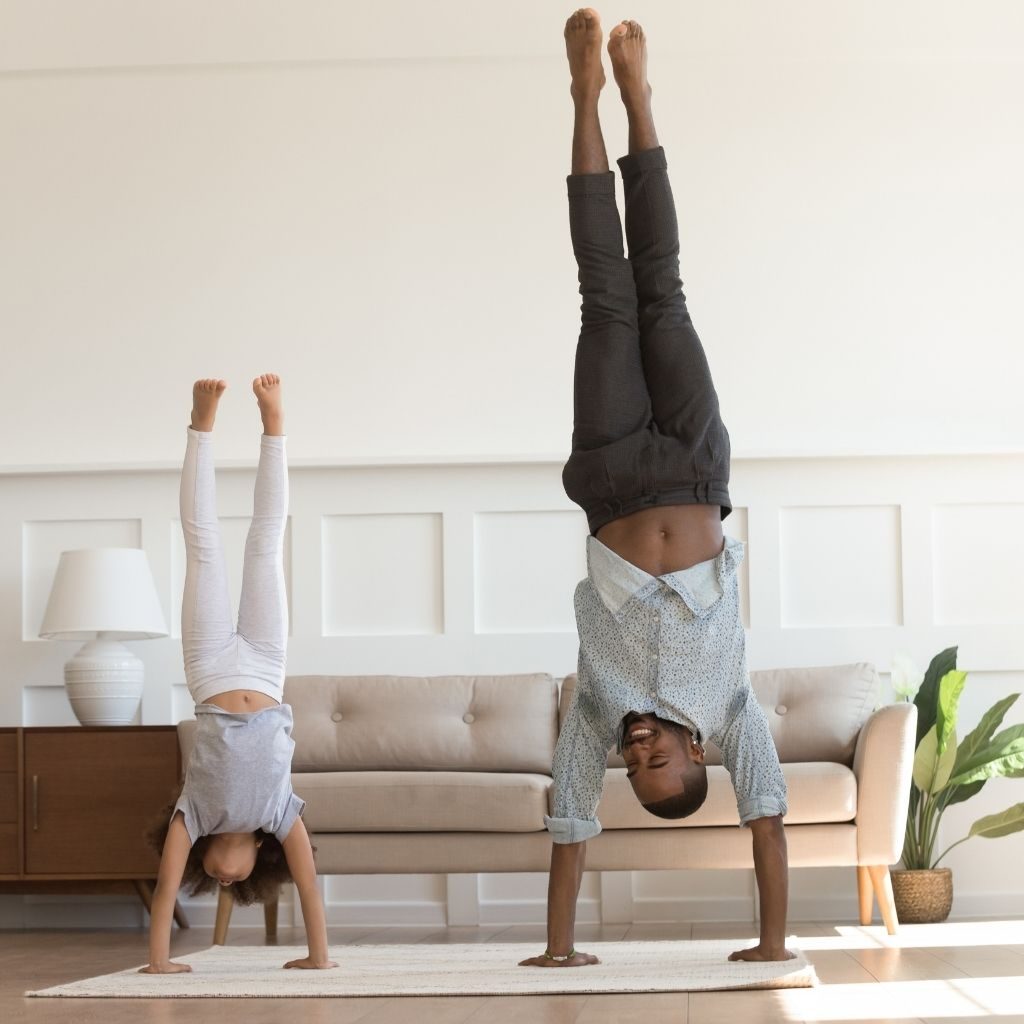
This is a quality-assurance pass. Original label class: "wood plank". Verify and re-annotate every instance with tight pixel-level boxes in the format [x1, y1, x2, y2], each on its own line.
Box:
[23, 728, 179, 876]
[0, 823, 18, 874]
[0, 733, 16, 770]
[0, 773, 16, 822]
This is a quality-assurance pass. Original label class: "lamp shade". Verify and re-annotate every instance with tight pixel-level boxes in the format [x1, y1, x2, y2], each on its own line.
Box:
[39, 548, 168, 640]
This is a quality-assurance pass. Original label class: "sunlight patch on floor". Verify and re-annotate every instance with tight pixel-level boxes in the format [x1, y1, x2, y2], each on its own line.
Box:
[794, 920, 1024, 952]
[774, 977, 1024, 1019]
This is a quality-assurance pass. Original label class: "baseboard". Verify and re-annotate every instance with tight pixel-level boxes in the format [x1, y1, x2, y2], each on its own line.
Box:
[3, 889, 1023, 931]
[630, 896, 757, 923]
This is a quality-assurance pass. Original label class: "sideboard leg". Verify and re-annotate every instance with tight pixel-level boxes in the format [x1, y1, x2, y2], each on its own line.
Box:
[264, 891, 279, 940]
[172, 900, 190, 929]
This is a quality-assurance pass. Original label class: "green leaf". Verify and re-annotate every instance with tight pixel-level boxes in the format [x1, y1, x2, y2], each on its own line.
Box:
[968, 803, 1024, 840]
[913, 726, 958, 794]
[935, 670, 967, 753]
[914, 647, 957, 747]
[954, 693, 1020, 775]
[947, 724, 1024, 786]
[944, 780, 985, 807]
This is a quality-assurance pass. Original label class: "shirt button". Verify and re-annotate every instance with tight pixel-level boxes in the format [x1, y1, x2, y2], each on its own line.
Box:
[775, 704, 788, 715]
[331, 711, 344, 722]
[463, 713, 475, 724]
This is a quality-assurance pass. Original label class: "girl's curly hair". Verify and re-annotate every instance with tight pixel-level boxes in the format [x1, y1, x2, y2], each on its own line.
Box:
[146, 791, 295, 907]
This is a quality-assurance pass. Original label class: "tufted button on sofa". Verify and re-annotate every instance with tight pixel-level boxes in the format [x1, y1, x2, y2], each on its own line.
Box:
[178, 663, 916, 944]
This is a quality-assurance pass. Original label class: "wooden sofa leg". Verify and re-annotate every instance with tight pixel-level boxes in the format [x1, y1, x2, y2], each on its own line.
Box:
[857, 866, 873, 925]
[213, 886, 234, 945]
[264, 891, 278, 940]
[867, 865, 899, 935]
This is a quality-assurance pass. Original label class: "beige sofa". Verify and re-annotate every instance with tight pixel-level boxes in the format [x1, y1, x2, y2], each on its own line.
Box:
[178, 663, 916, 942]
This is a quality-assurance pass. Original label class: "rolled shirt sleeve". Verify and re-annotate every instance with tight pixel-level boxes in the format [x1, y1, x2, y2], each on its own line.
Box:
[716, 688, 788, 825]
[545, 689, 612, 844]
[272, 791, 306, 843]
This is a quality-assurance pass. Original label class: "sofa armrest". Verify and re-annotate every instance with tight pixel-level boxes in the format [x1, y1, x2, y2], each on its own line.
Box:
[853, 702, 917, 865]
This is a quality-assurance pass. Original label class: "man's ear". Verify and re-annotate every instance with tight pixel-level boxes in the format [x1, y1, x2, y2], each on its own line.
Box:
[689, 735, 706, 765]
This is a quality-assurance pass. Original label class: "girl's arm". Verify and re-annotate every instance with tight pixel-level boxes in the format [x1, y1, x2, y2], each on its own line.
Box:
[281, 816, 337, 969]
[139, 812, 193, 974]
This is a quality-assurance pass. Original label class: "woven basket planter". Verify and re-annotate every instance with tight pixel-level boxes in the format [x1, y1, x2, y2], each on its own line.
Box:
[891, 868, 953, 923]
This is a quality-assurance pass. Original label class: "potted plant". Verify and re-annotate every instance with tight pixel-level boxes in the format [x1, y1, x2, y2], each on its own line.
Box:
[893, 646, 1024, 923]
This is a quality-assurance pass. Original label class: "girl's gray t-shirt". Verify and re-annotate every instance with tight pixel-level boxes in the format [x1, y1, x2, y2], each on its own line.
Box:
[173, 703, 305, 845]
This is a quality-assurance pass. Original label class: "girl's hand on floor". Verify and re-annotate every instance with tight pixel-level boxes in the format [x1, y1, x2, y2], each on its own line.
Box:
[283, 956, 339, 970]
[518, 952, 600, 968]
[138, 961, 193, 974]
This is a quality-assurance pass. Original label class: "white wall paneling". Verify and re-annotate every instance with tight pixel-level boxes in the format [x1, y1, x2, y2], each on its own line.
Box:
[2, 452, 1023, 928]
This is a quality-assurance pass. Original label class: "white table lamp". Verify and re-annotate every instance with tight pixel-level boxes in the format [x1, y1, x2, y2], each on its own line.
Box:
[39, 548, 168, 726]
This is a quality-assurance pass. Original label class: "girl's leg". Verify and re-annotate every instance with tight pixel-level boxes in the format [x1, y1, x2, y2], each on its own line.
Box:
[563, 9, 650, 458]
[236, 376, 289, 654]
[180, 381, 235, 691]
[610, 21, 725, 446]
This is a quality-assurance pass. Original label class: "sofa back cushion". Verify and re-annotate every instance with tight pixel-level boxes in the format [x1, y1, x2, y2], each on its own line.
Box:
[286, 674, 558, 774]
[560, 662, 879, 768]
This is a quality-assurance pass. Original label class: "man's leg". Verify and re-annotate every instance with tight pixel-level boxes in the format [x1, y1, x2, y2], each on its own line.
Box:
[562, 9, 650, 525]
[609, 21, 726, 455]
[236, 375, 288, 667]
[180, 381, 235, 696]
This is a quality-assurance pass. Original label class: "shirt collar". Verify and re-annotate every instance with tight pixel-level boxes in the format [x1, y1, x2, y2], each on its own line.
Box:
[587, 534, 745, 620]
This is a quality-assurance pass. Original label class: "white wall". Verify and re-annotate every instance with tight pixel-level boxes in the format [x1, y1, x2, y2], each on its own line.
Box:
[2, 1, 1023, 468]
[1, 0, 1022, 929]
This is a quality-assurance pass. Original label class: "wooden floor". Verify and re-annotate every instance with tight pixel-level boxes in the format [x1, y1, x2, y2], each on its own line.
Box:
[3, 919, 1024, 1024]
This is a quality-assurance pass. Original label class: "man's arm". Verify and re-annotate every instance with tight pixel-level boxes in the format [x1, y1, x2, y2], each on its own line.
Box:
[281, 817, 337, 970]
[728, 814, 795, 962]
[717, 690, 793, 961]
[518, 840, 599, 968]
[139, 812, 192, 974]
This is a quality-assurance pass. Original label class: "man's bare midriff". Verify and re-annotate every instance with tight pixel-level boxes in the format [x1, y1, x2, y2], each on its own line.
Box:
[595, 504, 724, 578]
[203, 690, 280, 713]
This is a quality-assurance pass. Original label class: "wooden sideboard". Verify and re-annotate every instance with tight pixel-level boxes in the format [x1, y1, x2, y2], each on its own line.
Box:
[0, 726, 187, 926]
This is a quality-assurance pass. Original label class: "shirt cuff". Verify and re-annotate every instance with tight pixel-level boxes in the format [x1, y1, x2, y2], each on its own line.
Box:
[544, 815, 602, 844]
[737, 796, 788, 826]
[275, 793, 306, 843]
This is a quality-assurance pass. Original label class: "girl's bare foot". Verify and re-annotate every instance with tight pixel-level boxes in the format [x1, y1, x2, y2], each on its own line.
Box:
[191, 379, 227, 432]
[252, 374, 284, 436]
[608, 19, 651, 111]
[565, 8, 605, 105]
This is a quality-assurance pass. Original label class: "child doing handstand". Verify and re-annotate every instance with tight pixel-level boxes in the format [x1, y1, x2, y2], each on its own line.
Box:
[142, 376, 335, 974]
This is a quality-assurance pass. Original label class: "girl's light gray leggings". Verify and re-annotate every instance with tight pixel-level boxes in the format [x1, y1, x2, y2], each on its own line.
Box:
[179, 427, 289, 705]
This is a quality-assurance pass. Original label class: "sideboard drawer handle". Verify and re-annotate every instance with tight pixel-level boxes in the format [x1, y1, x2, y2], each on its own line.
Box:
[32, 775, 39, 831]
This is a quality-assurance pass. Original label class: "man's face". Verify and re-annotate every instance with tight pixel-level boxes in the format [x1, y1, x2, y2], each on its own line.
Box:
[622, 712, 705, 805]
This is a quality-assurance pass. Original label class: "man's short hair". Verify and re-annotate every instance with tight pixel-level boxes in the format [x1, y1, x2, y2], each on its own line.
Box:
[641, 766, 709, 820]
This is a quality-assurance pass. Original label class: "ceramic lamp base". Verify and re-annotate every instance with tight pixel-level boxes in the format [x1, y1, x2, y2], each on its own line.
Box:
[64, 638, 144, 726]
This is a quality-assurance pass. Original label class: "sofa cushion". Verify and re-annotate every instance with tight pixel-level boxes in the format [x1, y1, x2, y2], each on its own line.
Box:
[591, 762, 856, 830]
[286, 674, 558, 774]
[294, 771, 551, 833]
[561, 663, 879, 769]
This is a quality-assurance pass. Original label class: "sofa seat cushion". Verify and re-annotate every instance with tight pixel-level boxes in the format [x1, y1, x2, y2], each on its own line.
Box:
[294, 771, 552, 833]
[593, 762, 856, 830]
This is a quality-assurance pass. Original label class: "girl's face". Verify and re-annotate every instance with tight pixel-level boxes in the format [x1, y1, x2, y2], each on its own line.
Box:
[202, 833, 260, 886]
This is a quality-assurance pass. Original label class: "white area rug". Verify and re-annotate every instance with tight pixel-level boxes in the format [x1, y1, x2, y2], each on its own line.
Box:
[29, 941, 817, 998]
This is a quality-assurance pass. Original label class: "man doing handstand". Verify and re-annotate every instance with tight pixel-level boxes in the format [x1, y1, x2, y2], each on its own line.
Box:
[520, 9, 792, 968]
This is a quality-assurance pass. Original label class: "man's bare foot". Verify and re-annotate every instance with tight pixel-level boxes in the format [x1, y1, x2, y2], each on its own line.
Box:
[252, 374, 284, 436]
[191, 379, 226, 432]
[565, 8, 605, 104]
[608, 19, 651, 111]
